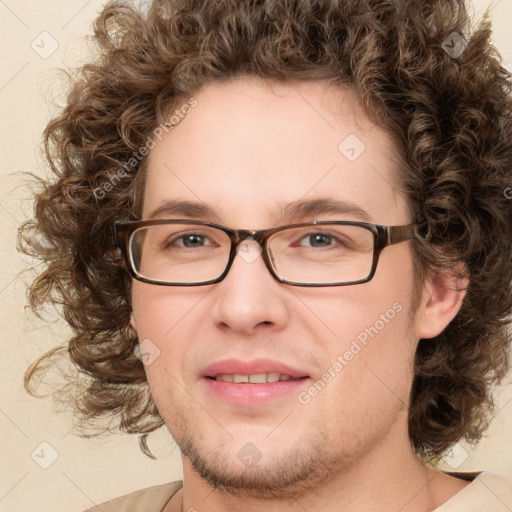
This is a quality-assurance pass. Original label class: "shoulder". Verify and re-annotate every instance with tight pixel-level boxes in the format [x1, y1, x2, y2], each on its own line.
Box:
[435, 472, 512, 512]
[81, 480, 183, 512]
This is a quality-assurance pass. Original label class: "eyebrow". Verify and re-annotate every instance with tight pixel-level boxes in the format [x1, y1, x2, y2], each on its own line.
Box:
[146, 197, 371, 223]
[277, 198, 371, 223]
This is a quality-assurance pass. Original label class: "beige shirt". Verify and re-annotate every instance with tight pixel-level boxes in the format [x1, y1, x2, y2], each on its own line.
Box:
[83, 472, 512, 511]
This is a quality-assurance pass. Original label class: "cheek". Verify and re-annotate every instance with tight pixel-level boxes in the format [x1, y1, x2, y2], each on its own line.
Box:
[130, 283, 219, 385]
[306, 313, 414, 444]
[130, 283, 193, 377]
[298, 249, 416, 420]
[300, 246, 416, 361]
[131, 282, 201, 338]
[130, 285, 193, 420]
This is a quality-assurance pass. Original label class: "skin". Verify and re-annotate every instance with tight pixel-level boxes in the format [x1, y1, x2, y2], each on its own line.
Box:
[130, 76, 468, 512]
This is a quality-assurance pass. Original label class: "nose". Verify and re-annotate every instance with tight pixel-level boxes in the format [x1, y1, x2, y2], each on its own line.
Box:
[209, 238, 290, 335]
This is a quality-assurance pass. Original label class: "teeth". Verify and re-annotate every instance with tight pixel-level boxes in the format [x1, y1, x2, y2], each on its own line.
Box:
[216, 374, 234, 382]
[249, 373, 267, 383]
[214, 373, 297, 383]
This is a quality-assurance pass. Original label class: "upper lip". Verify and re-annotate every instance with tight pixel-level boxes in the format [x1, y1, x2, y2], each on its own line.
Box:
[201, 358, 310, 379]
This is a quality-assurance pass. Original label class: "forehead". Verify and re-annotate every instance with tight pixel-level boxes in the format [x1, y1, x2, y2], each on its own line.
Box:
[143, 76, 409, 227]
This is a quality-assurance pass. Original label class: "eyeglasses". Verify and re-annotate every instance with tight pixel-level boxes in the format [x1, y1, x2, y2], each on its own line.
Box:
[115, 219, 427, 287]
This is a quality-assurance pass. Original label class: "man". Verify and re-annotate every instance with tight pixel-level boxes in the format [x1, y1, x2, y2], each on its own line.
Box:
[20, 0, 512, 510]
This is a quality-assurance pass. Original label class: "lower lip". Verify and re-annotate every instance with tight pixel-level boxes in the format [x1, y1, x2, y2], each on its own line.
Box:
[202, 377, 310, 406]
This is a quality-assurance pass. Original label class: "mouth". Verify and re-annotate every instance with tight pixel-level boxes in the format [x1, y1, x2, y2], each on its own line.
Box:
[207, 373, 307, 383]
[201, 359, 311, 406]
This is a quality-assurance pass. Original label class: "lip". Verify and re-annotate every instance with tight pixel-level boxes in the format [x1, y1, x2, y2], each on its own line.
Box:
[200, 358, 310, 406]
[201, 358, 309, 379]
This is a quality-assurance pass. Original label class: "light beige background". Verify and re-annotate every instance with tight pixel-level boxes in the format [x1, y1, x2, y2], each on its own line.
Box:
[1, 1, 511, 511]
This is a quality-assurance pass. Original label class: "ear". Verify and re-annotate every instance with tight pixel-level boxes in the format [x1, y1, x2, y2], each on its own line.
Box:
[130, 312, 137, 334]
[414, 262, 468, 339]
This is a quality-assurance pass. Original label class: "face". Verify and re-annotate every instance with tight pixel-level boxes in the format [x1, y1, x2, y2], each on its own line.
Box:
[130, 77, 422, 497]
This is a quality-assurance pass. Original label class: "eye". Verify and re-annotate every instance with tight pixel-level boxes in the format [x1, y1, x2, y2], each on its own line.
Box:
[296, 231, 347, 249]
[166, 232, 215, 249]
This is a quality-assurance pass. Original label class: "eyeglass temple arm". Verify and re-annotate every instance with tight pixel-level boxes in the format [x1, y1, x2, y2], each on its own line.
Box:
[386, 223, 428, 246]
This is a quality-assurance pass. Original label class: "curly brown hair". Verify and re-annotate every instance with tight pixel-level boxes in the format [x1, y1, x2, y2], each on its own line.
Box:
[19, 0, 512, 463]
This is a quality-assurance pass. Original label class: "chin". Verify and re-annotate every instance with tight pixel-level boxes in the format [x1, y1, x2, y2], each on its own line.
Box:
[174, 420, 359, 499]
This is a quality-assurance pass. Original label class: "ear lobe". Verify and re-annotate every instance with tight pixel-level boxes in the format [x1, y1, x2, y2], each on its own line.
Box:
[415, 262, 468, 340]
[129, 313, 137, 333]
